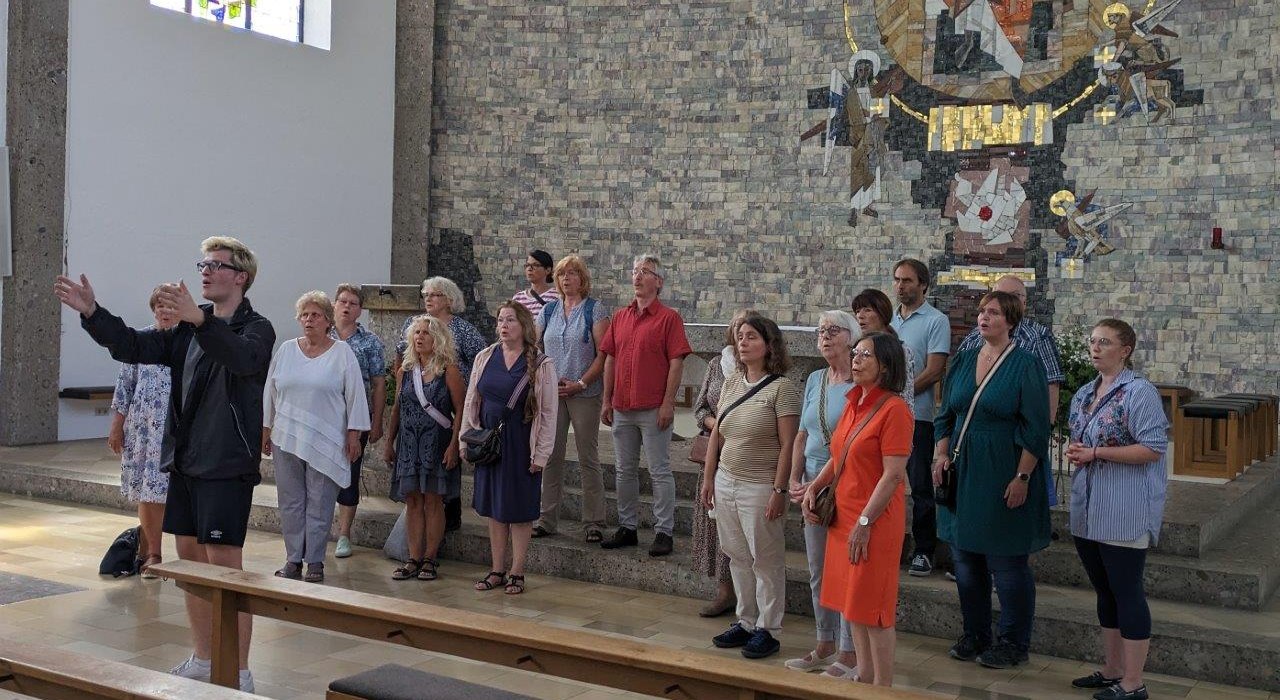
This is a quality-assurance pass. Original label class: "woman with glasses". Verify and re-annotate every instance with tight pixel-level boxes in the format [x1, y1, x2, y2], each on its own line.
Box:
[1064, 319, 1167, 700]
[263, 291, 370, 583]
[784, 310, 859, 678]
[512, 249, 560, 317]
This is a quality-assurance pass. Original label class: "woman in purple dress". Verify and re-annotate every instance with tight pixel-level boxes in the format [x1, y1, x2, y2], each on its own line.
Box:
[460, 301, 558, 595]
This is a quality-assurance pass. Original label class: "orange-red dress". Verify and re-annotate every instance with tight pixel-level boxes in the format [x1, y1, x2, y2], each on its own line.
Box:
[819, 385, 914, 628]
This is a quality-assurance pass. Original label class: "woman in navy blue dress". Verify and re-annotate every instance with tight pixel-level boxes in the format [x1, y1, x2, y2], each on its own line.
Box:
[383, 315, 465, 582]
[460, 301, 559, 594]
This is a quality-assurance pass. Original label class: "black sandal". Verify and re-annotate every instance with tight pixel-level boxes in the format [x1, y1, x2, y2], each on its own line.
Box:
[417, 558, 439, 581]
[392, 559, 422, 581]
[474, 571, 506, 591]
[504, 574, 526, 595]
[585, 528, 603, 543]
[531, 525, 553, 538]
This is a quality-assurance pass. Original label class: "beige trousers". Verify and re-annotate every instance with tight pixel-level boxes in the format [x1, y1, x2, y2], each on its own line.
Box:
[538, 394, 606, 532]
[715, 470, 786, 632]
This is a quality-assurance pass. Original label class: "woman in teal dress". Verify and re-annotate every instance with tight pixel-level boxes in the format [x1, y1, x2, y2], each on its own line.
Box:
[932, 291, 1050, 671]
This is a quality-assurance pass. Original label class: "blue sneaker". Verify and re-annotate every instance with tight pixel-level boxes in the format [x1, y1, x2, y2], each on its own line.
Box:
[712, 622, 753, 648]
[741, 629, 780, 659]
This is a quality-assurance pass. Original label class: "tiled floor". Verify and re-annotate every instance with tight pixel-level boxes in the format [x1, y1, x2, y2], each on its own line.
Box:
[1, 495, 1272, 699]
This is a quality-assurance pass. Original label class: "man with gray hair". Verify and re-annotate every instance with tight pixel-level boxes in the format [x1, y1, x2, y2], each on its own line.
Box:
[598, 254, 692, 556]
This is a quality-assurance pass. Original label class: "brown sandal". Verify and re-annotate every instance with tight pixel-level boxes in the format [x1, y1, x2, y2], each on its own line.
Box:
[392, 559, 422, 581]
[504, 574, 526, 595]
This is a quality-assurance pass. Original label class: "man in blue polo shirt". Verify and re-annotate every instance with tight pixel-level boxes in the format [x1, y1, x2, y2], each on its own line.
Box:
[890, 258, 951, 577]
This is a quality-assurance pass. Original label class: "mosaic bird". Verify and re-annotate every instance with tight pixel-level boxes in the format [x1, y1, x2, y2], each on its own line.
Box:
[1052, 190, 1133, 259]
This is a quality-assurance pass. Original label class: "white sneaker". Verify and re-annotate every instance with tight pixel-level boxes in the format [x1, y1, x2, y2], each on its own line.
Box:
[784, 649, 838, 671]
[169, 653, 211, 682]
[239, 669, 255, 693]
[335, 536, 352, 558]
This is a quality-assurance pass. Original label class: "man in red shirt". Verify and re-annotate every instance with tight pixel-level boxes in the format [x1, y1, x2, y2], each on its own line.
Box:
[598, 254, 692, 556]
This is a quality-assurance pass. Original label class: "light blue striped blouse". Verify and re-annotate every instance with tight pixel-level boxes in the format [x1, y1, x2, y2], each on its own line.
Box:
[1068, 369, 1169, 544]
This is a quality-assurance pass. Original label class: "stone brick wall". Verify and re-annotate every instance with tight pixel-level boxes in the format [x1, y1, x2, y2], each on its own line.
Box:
[426, 0, 1278, 395]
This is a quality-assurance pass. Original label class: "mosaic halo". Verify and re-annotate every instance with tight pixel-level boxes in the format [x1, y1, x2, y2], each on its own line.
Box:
[1049, 189, 1077, 216]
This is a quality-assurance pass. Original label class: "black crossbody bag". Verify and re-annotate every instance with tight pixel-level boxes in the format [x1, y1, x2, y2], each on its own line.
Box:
[460, 353, 541, 466]
[935, 342, 1015, 508]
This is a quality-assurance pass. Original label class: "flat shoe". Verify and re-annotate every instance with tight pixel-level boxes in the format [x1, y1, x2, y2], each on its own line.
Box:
[698, 597, 736, 618]
[784, 650, 838, 671]
[1073, 671, 1123, 689]
[822, 662, 857, 679]
[531, 525, 553, 538]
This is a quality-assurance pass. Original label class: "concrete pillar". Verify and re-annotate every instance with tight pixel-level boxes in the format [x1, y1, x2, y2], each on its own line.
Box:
[0, 0, 68, 445]
[390, 0, 435, 284]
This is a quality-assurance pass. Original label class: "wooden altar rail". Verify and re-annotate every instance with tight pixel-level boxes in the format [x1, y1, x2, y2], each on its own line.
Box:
[0, 639, 255, 700]
[149, 561, 934, 700]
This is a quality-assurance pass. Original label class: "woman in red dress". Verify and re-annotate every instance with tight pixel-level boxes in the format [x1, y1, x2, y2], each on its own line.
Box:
[803, 332, 913, 686]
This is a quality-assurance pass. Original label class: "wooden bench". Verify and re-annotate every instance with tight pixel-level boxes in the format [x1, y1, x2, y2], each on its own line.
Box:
[149, 561, 930, 700]
[1175, 397, 1261, 480]
[57, 386, 115, 401]
[0, 639, 255, 699]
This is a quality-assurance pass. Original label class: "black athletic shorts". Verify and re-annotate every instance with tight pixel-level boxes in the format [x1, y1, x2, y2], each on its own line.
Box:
[162, 472, 258, 547]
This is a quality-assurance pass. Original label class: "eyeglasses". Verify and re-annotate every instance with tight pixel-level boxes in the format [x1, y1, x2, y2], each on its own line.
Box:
[816, 326, 849, 337]
[524, 263, 543, 270]
[631, 268, 662, 279]
[196, 260, 242, 273]
[421, 292, 447, 299]
[1087, 337, 1115, 348]
[851, 349, 875, 360]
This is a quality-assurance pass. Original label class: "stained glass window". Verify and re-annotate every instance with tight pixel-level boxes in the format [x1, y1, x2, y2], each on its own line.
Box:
[150, 0, 309, 45]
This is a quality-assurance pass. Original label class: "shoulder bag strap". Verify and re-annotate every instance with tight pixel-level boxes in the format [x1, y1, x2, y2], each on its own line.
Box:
[950, 342, 1016, 461]
[817, 369, 833, 445]
[529, 288, 546, 306]
[504, 353, 545, 410]
[718, 374, 781, 425]
[829, 393, 891, 486]
[413, 368, 454, 430]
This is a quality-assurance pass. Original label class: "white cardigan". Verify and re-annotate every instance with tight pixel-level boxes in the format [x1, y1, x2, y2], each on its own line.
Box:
[459, 344, 559, 468]
[263, 339, 370, 488]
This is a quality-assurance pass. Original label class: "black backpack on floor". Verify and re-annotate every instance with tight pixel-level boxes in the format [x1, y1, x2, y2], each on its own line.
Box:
[99, 527, 140, 578]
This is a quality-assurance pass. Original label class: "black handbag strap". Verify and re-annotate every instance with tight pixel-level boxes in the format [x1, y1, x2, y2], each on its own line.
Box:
[719, 373, 781, 425]
[528, 288, 546, 306]
[482, 347, 543, 413]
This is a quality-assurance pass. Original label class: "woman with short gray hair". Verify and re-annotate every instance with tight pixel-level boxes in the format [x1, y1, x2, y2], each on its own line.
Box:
[263, 291, 370, 583]
[785, 309, 859, 677]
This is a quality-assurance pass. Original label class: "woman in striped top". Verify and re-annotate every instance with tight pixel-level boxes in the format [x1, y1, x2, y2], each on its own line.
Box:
[1065, 319, 1168, 700]
[699, 311, 802, 660]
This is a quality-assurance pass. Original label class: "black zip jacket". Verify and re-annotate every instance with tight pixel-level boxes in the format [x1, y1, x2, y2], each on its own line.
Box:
[82, 298, 276, 480]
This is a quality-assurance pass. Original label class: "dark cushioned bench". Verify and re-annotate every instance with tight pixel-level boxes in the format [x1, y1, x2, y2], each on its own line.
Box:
[1177, 396, 1263, 479]
[328, 664, 536, 700]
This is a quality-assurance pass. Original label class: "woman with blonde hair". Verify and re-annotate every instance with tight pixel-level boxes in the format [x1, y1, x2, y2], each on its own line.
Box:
[461, 301, 558, 595]
[383, 315, 465, 581]
[263, 291, 369, 583]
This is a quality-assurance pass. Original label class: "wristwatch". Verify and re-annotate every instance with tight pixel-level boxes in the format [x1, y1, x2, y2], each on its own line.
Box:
[1016, 472, 1031, 482]
[772, 486, 787, 495]
[857, 515, 871, 527]
[576, 379, 587, 389]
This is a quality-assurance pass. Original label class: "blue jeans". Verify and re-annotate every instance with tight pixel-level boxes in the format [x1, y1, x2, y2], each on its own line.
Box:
[803, 523, 853, 651]
[952, 547, 1036, 652]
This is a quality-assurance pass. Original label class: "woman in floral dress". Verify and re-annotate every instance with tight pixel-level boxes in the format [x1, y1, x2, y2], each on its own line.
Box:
[107, 288, 176, 578]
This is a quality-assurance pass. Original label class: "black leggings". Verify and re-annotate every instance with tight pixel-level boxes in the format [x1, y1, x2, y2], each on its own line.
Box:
[1074, 536, 1151, 640]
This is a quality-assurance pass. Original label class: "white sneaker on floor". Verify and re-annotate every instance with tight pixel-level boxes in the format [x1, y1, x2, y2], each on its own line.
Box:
[169, 653, 211, 682]
[239, 669, 255, 693]
[784, 650, 838, 671]
[822, 661, 858, 679]
[335, 536, 352, 558]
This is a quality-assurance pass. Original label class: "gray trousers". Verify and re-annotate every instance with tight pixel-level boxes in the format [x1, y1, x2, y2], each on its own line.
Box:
[273, 446, 341, 565]
[610, 408, 675, 535]
[540, 394, 606, 532]
[804, 522, 854, 651]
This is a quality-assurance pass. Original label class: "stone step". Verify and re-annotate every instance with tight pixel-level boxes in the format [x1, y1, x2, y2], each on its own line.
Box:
[333, 442, 1280, 560]
[44, 453, 1280, 611]
[1, 461, 1277, 693]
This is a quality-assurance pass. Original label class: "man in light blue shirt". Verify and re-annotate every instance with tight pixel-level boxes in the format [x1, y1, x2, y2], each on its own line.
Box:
[890, 258, 951, 577]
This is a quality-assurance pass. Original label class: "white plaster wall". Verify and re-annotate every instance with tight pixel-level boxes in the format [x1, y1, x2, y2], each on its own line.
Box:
[58, 0, 395, 440]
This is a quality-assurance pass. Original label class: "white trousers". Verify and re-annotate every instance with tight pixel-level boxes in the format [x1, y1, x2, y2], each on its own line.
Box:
[714, 470, 786, 632]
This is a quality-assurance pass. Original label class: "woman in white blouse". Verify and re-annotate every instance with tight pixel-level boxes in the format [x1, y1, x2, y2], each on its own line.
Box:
[263, 291, 369, 583]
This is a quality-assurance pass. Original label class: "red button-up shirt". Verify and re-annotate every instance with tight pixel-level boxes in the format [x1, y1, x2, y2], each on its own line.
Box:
[599, 298, 692, 412]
